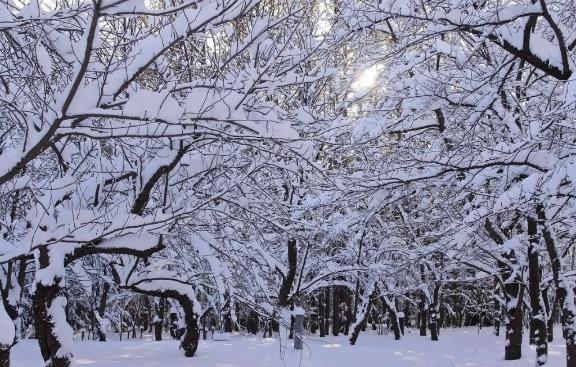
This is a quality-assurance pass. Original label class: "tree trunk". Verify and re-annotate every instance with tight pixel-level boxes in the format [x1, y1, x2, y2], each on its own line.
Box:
[503, 277, 523, 360]
[179, 299, 199, 357]
[349, 288, 375, 345]
[278, 238, 297, 339]
[419, 291, 427, 336]
[96, 282, 110, 342]
[154, 320, 162, 341]
[527, 216, 547, 365]
[319, 290, 325, 337]
[34, 286, 73, 367]
[430, 284, 442, 341]
[324, 287, 330, 335]
[154, 297, 165, 341]
[538, 205, 576, 367]
[344, 288, 352, 335]
[381, 296, 401, 340]
[429, 312, 438, 341]
[0, 347, 9, 367]
[438, 305, 444, 331]
[147, 297, 153, 333]
[419, 264, 427, 336]
[352, 278, 360, 324]
[278, 238, 297, 307]
[403, 299, 410, 328]
[34, 247, 73, 367]
[486, 218, 523, 360]
[542, 287, 553, 342]
[352, 232, 365, 325]
[332, 286, 340, 336]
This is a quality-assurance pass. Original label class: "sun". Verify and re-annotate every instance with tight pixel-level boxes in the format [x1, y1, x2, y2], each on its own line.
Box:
[353, 65, 381, 91]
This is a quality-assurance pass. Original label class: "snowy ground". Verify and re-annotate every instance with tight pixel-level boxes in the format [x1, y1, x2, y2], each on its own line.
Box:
[11, 327, 567, 367]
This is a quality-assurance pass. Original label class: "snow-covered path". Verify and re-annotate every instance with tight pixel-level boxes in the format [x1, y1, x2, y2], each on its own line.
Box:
[11, 327, 567, 367]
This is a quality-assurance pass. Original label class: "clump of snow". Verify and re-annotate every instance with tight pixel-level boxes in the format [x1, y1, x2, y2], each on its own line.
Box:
[48, 296, 74, 358]
[292, 307, 305, 316]
[0, 298, 15, 346]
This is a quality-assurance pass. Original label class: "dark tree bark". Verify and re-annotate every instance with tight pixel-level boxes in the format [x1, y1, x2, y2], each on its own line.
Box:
[248, 310, 259, 334]
[278, 239, 297, 307]
[349, 289, 375, 345]
[527, 216, 547, 365]
[485, 218, 523, 360]
[34, 283, 71, 367]
[324, 287, 330, 334]
[344, 288, 352, 335]
[430, 284, 442, 341]
[223, 309, 232, 333]
[419, 264, 427, 337]
[34, 247, 73, 367]
[202, 317, 208, 340]
[503, 270, 524, 360]
[381, 296, 401, 340]
[319, 290, 325, 337]
[544, 288, 556, 342]
[0, 348, 9, 367]
[96, 282, 110, 342]
[154, 297, 166, 341]
[352, 232, 366, 324]
[538, 205, 576, 367]
[419, 293, 427, 336]
[352, 279, 360, 323]
[438, 305, 444, 331]
[403, 298, 410, 328]
[332, 286, 340, 336]
[179, 298, 199, 357]
[277, 238, 297, 338]
[147, 297, 153, 333]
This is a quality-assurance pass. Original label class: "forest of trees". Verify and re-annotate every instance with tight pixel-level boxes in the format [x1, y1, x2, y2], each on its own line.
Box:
[1, 0, 576, 366]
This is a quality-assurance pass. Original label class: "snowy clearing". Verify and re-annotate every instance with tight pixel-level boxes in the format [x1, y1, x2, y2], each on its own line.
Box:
[11, 328, 567, 367]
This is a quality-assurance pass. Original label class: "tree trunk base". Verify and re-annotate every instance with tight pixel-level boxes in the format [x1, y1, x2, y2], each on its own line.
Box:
[47, 356, 72, 367]
[181, 318, 199, 357]
[505, 344, 522, 360]
[0, 347, 10, 367]
[181, 333, 199, 357]
[567, 344, 576, 367]
[154, 323, 162, 341]
[431, 324, 438, 341]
